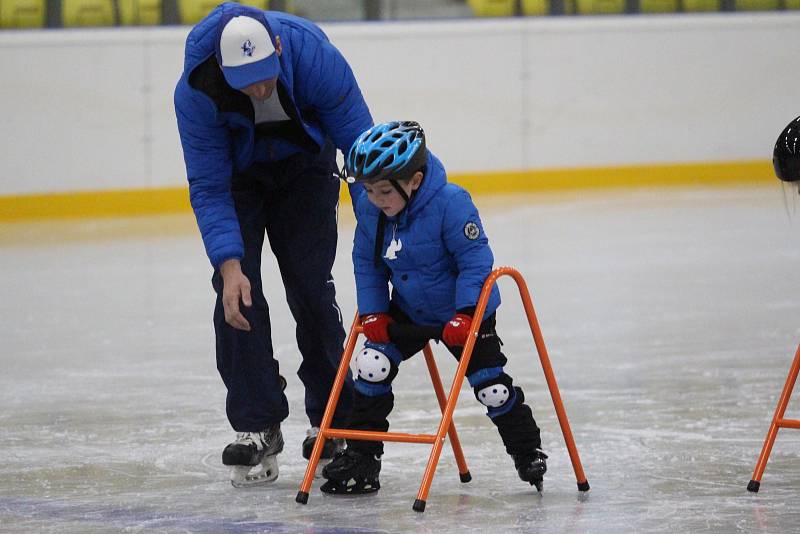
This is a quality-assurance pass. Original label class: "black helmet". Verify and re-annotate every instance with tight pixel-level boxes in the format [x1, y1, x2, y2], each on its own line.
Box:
[773, 116, 800, 183]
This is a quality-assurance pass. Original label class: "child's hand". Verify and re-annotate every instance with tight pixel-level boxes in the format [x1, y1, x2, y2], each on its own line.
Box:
[443, 314, 473, 346]
[361, 313, 394, 343]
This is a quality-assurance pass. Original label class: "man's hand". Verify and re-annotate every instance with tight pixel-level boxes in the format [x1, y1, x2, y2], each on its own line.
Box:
[220, 259, 252, 331]
[361, 313, 393, 344]
[442, 313, 473, 347]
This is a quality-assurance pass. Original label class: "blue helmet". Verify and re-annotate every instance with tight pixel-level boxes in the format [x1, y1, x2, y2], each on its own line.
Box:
[344, 121, 427, 183]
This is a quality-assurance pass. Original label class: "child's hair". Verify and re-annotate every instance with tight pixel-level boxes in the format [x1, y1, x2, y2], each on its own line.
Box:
[344, 121, 427, 184]
[389, 165, 426, 184]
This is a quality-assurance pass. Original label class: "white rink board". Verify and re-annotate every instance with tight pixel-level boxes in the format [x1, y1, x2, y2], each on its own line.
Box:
[0, 13, 799, 195]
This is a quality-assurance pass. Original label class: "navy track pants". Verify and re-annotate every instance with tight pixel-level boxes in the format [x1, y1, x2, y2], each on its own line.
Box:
[212, 143, 354, 432]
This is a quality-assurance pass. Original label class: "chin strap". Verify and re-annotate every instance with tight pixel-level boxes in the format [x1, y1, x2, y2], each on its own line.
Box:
[371, 172, 424, 267]
[373, 211, 387, 267]
[389, 179, 409, 203]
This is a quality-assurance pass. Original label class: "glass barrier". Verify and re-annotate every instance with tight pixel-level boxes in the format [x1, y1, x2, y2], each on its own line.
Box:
[0, 0, 796, 30]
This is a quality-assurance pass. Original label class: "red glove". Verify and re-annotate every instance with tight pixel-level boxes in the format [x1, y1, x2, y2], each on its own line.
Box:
[361, 313, 393, 343]
[443, 314, 473, 347]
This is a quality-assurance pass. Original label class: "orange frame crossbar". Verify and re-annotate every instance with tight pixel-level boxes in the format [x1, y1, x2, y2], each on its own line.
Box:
[296, 266, 590, 512]
[748, 343, 800, 492]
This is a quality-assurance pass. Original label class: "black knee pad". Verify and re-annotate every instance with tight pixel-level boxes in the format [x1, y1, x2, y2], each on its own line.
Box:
[353, 342, 402, 397]
[468, 369, 517, 419]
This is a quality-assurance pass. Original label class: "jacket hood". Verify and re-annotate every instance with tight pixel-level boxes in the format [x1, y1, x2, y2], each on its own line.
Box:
[396, 150, 446, 222]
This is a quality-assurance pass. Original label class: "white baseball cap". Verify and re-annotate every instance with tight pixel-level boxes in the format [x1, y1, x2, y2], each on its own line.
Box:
[216, 14, 280, 90]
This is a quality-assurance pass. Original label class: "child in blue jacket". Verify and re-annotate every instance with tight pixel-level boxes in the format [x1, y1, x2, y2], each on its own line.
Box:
[320, 121, 547, 495]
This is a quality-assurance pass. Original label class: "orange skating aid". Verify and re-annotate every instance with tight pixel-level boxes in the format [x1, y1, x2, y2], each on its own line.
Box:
[748, 344, 800, 492]
[296, 267, 590, 512]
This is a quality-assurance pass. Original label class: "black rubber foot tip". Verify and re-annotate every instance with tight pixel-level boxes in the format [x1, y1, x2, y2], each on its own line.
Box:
[460, 471, 472, 483]
[296, 491, 309, 504]
[747, 480, 760, 493]
[577, 481, 590, 492]
[413, 499, 426, 513]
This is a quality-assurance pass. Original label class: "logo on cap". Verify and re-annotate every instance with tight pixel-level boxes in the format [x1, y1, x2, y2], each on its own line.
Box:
[241, 39, 255, 57]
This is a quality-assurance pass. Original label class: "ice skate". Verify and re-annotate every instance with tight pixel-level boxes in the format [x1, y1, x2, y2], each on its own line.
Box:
[222, 425, 284, 488]
[513, 449, 548, 492]
[302, 426, 346, 478]
[320, 448, 381, 495]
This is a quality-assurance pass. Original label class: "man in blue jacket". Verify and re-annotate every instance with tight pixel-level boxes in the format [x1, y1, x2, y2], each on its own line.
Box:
[174, 3, 370, 487]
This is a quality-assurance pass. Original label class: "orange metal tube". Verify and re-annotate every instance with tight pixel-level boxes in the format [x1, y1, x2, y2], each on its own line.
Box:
[415, 266, 590, 504]
[423, 344, 471, 477]
[507, 267, 589, 487]
[414, 274, 488, 505]
[299, 266, 590, 509]
[750, 344, 800, 486]
[777, 419, 800, 430]
[298, 311, 470, 503]
[298, 311, 362, 498]
[326, 429, 437, 444]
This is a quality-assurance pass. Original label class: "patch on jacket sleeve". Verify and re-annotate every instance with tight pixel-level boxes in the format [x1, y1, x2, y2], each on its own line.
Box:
[464, 221, 480, 240]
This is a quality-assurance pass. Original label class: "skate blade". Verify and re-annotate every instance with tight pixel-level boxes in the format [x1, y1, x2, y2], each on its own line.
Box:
[230, 455, 279, 488]
[319, 478, 380, 496]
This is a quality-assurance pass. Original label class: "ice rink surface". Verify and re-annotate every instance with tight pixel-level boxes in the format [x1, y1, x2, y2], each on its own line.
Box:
[2, 186, 800, 533]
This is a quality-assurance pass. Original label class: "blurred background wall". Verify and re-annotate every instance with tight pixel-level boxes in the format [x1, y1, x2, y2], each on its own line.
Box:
[0, 1, 798, 217]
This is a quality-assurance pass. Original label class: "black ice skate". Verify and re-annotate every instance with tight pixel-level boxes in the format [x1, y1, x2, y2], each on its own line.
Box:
[513, 449, 548, 492]
[320, 449, 381, 495]
[302, 427, 346, 478]
[222, 424, 284, 488]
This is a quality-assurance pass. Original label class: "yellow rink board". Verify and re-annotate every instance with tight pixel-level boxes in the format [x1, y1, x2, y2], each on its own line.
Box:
[0, 160, 773, 222]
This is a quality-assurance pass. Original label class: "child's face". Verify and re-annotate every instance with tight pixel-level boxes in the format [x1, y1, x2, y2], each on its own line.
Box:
[363, 173, 423, 217]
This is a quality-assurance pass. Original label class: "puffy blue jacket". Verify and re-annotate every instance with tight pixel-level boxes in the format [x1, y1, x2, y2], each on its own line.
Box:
[174, 3, 373, 268]
[353, 151, 501, 326]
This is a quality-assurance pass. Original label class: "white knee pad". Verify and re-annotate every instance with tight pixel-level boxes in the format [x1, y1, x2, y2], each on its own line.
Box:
[477, 383, 510, 408]
[355, 346, 392, 383]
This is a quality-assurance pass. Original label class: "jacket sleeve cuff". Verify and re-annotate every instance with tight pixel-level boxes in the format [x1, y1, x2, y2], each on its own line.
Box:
[210, 248, 244, 270]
